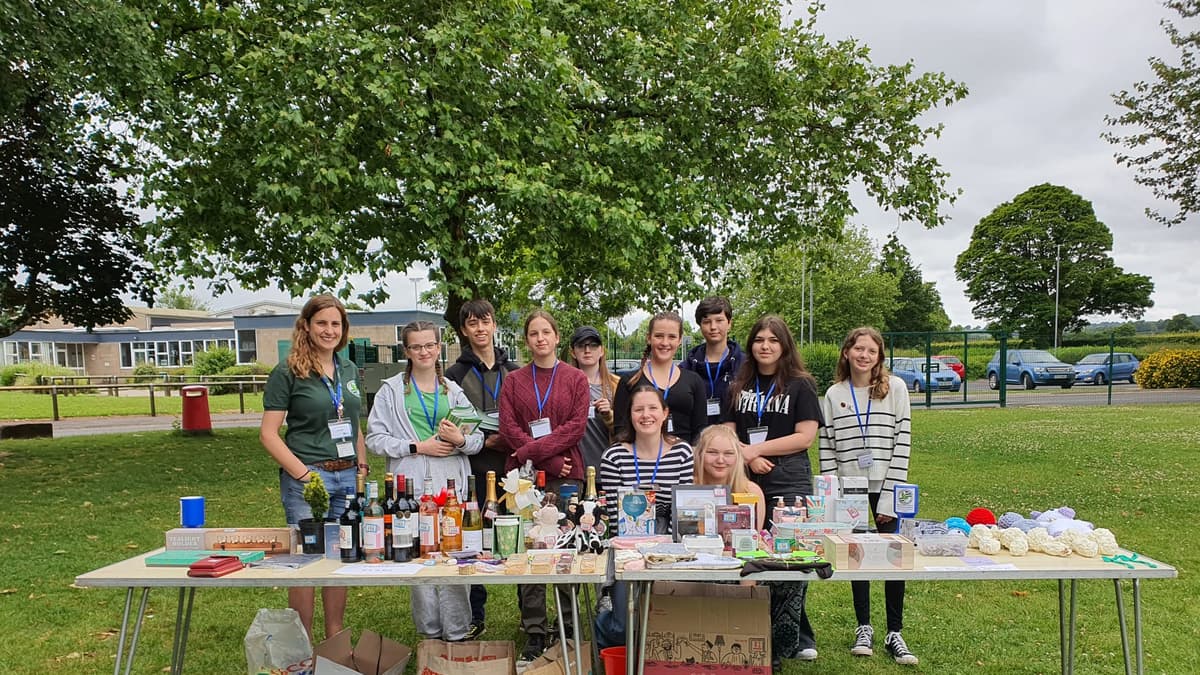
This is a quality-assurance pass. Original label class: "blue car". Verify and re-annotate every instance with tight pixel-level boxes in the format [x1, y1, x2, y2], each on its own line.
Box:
[986, 349, 1075, 390]
[1074, 352, 1139, 385]
[888, 357, 961, 393]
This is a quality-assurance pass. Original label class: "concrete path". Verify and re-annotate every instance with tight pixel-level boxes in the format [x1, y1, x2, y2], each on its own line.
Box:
[51, 412, 262, 437]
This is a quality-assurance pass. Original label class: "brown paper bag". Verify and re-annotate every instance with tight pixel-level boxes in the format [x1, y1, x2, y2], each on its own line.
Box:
[523, 640, 591, 675]
[416, 640, 515, 675]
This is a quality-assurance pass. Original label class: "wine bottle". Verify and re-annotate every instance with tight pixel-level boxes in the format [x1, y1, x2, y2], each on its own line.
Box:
[339, 486, 362, 563]
[406, 477, 420, 560]
[441, 478, 463, 554]
[363, 480, 385, 563]
[382, 472, 395, 561]
[462, 475, 483, 552]
[419, 476, 440, 556]
[392, 474, 412, 562]
[354, 473, 367, 559]
[482, 470, 499, 552]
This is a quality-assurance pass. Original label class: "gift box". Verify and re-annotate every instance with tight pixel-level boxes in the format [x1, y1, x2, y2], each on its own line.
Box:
[822, 533, 914, 570]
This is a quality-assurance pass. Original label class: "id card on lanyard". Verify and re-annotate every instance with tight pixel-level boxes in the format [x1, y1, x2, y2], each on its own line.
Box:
[851, 385, 874, 469]
[747, 377, 776, 446]
[322, 362, 355, 458]
[530, 362, 559, 439]
[648, 364, 675, 433]
[704, 347, 728, 417]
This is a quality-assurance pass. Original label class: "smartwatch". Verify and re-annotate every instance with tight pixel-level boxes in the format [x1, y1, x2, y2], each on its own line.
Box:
[409, 441, 418, 455]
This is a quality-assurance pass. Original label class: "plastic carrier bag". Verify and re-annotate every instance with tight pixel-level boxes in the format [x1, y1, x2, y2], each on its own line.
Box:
[244, 608, 314, 675]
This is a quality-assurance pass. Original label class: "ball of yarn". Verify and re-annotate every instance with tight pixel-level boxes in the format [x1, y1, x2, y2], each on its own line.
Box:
[1092, 528, 1119, 556]
[1014, 518, 1040, 533]
[998, 512, 1023, 529]
[1057, 506, 1077, 520]
[979, 537, 1002, 555]
[966, 508, 997, 526]
[1026, 527, 1051, 553]
[945, 517, 970, 536]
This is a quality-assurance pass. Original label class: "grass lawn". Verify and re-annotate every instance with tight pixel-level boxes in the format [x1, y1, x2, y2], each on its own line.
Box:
[0, 405, 1196, 674]
[0, 391, 264, 420]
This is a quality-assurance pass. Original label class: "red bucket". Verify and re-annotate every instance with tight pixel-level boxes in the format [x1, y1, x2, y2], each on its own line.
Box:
[600, 646, 627, 675]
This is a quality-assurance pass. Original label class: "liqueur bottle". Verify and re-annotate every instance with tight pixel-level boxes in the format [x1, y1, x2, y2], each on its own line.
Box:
[462, 475, 484, 552]
[441, 478, 463, 554]
[419, 477, 440, 556]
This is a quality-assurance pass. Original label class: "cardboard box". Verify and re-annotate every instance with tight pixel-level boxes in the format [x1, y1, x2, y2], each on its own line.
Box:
[523, 640, 590, 675]
[416, 640, 515, 675]
[165, 527, 294, 553]
[821, 533, 914, 570]
[645, 581, 771, 675]
[315, 629, 412, 675]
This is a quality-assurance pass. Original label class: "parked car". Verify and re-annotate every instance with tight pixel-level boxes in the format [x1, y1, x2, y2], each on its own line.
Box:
[932, 355, 965, 379]
[986, 349, 1075, 390]
[1073, 352, 1139, 385]
[608, 358, 642, 376]
[888, 357, 961, 393]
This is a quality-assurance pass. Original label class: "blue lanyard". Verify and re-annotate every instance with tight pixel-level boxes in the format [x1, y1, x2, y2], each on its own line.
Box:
[849, 384, 872, 448]
[473, 366, 503, 405]
[631, 438, 665, 486]
[703, 347, 729, 398]
[411, 377, 440, 431]
[647, 361, 676, 401]
[754, 377, 777, 426]
[320, 359, 344, 419]
[532, 361, 560, 417]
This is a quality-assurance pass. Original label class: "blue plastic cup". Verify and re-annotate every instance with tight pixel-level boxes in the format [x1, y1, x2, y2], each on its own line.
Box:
[180, 496, 206, 528]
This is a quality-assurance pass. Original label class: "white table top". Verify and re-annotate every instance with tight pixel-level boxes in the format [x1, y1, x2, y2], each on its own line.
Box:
[75, 549, 609, 589]
[615, 549, 1177, 582]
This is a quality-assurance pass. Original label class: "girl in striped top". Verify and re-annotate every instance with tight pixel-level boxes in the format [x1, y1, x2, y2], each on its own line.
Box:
[817, 326, 917, 666]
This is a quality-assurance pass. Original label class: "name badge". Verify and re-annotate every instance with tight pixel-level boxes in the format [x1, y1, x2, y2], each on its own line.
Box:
[856, 449, 874, 469]
[666, 414, 674, 433]
[529, 417, 552, 439]
[706, 398, 721, 417]
[329, 419, 354, 458]
[747, 426, 768, 445]
[588, 405, 596, 419]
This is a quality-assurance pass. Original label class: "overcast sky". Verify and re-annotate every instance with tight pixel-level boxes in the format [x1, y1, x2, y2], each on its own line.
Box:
[210, 0, 1197, 327]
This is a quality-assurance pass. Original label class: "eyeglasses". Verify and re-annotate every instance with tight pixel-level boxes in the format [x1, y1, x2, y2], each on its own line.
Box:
[406, 342, 440, 353]
[575, 342, 602, 351]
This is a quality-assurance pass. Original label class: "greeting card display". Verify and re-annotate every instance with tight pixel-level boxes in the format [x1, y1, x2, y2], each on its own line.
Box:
[618, 488, 656, 536]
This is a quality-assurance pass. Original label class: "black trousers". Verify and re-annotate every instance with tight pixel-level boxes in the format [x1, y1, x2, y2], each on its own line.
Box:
[851, 491, 906, 632]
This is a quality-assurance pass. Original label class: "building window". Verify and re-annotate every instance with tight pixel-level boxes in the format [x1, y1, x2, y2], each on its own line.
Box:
[237, 330, 257, 364]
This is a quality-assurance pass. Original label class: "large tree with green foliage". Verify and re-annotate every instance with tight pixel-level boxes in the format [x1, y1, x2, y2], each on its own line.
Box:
[878, 233, 951, 341]
[1105, 0, 1200, 228]
[130, 0, 966, 327]
[1164, 312, 1197, 332]
[728, 225, 900, 344]
[955, 184, 1155, 347]
[1, 0, 159, 337]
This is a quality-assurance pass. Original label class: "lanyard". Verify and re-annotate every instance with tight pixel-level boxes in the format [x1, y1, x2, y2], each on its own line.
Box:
[850, 384, 872, 448]
[473, 366, 503, 405]
[704, 347, 729, 397]
[412, 377, 440, 431]
[320, 358, 344, 419]
[632, 438, 665, 486]
[532, 361, 560, 417]
[754, 377, 777, 426]
[647, 361, 676, 401]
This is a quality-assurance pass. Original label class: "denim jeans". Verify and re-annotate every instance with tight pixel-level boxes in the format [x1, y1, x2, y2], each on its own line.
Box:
[279, 465, 355, 524]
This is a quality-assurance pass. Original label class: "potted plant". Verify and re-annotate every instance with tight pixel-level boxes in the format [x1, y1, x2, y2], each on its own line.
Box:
[299, 473, 330, 554]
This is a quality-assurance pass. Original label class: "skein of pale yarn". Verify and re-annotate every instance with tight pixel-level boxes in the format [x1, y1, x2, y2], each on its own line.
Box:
[999, 527, 1029, 556]
[1092, 528, 1120, 556]
[978, 537, 1002, 555]
[1027, 527, 1051, 553]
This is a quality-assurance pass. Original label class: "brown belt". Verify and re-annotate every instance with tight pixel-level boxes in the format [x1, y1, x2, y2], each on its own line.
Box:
[311, 458, 355, 472]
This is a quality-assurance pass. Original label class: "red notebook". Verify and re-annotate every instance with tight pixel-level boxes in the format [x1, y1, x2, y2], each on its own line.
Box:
[187, 555, 245, 578]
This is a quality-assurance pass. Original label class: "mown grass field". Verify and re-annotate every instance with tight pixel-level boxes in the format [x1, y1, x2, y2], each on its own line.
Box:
[0, 391, 264, 420]
[0, 405, 1195, 673]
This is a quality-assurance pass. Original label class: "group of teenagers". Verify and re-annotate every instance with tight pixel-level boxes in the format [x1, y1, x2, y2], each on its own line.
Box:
[260, 293, 919, 668]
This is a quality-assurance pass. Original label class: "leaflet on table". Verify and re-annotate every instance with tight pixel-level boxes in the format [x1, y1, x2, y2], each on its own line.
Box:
[333, 563, 425, 575]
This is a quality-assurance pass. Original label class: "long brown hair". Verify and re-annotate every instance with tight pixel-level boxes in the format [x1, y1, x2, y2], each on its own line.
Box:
[729, 314, 814, 396]
[287, 294, 349, 378]
[629, 311, 683, 386]
[569, 337, 615, 401]
[400, 320, 447, 394]
[614, 382, 680, 446]
[693, 425, 752, 494]
[834, 326, 891, 400]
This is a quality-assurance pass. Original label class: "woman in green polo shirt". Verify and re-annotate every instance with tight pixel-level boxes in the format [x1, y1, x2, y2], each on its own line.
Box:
[261, 294, 367, 641]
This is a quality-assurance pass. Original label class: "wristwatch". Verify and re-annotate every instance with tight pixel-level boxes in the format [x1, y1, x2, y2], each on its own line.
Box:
[409, 441, 418, 455]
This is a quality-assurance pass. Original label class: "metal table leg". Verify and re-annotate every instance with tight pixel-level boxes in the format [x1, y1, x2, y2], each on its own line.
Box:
[582, 583, 601, 673]
[1058, 580, 1067, 675]
[123, 588, 151, 675]
[556, 586, 572, 675]
[636, 583, 651, 675]
[570, 588, 583, 675]
[625, 582, 640, 675]
[1068, 580, 1078, 675]
[113, 588, 133, 675]
[171, 588, 196, 675]
[1114, 579, 1132, 675]
[1133, 579, 1144, 675]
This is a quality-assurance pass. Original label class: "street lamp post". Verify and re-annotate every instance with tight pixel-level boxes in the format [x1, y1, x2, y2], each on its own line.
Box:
[1053, 244, 1061, 352]
[408, 276, 423, 311]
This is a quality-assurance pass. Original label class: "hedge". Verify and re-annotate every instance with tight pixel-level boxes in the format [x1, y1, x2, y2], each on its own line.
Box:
[1136, 349, 1200, 389]
[1, 362, 76, 387]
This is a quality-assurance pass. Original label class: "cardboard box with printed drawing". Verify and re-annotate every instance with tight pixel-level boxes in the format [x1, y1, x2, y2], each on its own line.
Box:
[314, 629, 412, 675]
[416, 639, 516, 675]
[644, 581, 771, 675]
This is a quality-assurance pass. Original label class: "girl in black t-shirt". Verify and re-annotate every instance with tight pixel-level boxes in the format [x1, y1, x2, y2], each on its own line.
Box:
[612, 311, 708, 444]
[721, 314, 823, 666]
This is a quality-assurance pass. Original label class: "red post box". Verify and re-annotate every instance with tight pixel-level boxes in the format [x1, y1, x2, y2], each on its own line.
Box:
[181, 385, 212, 435]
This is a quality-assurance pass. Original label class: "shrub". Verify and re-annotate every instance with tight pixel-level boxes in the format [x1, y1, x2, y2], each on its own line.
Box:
[0, 362, 76, 387]
[799, 343, 841, 392]
[1136, 349, 1200, 389]
[131, 363, 163, 383]
[193, 347, 237, 376]
[210, 362, 272, 394]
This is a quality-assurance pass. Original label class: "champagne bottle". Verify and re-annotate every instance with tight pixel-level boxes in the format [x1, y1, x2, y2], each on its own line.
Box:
[339, 486, 362, 563]
[584, 465, 599, 501]
[462, 475, 483, 552]
[382, 472, 395, 561]
[441, 478, 463, 554]
[482, 471, 499, 552]
[406, 477, 420, 560]
[392, 474, 412, 562]
[363, 480, 385, 563]
[419, 477, 440, 556]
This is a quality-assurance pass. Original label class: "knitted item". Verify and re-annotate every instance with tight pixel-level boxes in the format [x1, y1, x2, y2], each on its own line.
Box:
[945, 517, 970, 536]
[997, 512, 1023, 529]
[965, 508, 996, 526]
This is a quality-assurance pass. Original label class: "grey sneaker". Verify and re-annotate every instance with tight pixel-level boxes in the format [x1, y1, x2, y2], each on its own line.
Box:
[596, 593, 614, 615]
[884, 631, 918, 665]
[796, 648, 818, 661]
[851, 624, 874, 656]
